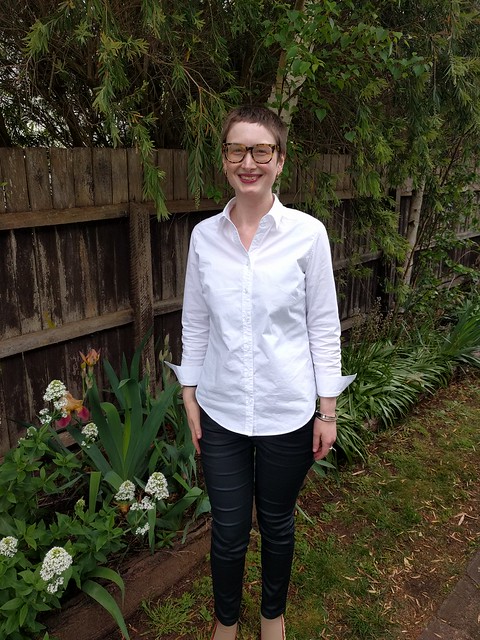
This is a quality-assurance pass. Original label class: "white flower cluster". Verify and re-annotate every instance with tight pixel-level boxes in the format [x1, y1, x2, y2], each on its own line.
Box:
[46, 576, 65, 595]
[114, 480, 136, 502]
[135, 523, 150, 536]
[80, 422, 98, 447]
[145, 472, 169, 501]
[18, 426, 37, 443]
[55, 398, 68, 415]
[0, 536, 18, 558]
[38, 408, 53, 425]
[43, 380, 68, 414]
[43, 380, 67, 403]
[40, 547, 73, 594]
[130, 496, 156, 512]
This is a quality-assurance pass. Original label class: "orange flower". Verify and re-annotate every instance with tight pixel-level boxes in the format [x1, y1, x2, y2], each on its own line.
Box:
[80, 349, 101, 367]
[64, 392, 84, 413]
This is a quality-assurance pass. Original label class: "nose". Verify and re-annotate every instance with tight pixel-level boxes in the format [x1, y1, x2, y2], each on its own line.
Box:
[241, 149, 257, 169]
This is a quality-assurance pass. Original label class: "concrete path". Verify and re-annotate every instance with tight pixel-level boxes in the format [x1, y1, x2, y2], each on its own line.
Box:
[418, 550, 480, 640]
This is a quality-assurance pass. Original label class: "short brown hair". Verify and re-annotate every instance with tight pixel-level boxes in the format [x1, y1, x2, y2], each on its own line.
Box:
[221, 105, 288, 156]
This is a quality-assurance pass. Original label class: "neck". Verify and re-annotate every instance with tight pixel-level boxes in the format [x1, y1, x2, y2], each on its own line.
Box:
[232, 192, 275, 225]
[229, 192, 275, 251]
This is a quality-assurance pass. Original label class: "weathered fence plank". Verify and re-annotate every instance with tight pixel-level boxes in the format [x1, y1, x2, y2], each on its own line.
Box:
[1, 353, 31, 449]
[127, 148, 144, 202]
[111, 149, 129, 204]
[0, 231, 21, 339]
[172, 150, 189, 201]
[51, 149, 75, 209]
[157, 149, 175, 201]
[13, 228, 42, 335]
[1, 148, 30, 213]
[130, 203, 155, 377]
[74, 148, 94, 207]
[0, 203, 129, 231]
[93, 148, 113, 206]
[25, 148, 53, 210]
[0, 378, 8, 452]
[0, 309, 134, 360]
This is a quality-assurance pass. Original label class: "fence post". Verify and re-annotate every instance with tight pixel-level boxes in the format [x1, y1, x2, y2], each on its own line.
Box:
[129, 202, 156, 387]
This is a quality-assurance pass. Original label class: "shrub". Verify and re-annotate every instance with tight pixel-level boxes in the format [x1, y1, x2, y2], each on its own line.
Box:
[0, 344, 208, 640]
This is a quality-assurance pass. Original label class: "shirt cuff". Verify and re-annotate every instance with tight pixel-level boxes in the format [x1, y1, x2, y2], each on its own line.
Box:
[315, 373, 357, 397]
[164, 362, 203, 387]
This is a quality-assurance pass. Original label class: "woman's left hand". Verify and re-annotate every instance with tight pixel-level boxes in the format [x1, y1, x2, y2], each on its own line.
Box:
[312, 418, 337, 461]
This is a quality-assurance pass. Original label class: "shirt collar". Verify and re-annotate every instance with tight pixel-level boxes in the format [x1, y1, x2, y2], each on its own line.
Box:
[221, 194, 284, 230]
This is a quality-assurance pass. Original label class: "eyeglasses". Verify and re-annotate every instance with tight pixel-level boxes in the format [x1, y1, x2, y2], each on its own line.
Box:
[222, 143, 280, 164]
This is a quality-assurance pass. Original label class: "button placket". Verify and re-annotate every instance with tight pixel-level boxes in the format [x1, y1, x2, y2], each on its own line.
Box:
[242, 255, 254, 434]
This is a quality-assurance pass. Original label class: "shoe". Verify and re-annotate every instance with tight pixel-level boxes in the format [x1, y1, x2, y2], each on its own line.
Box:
[260, 614, 285, 639]
[210, 620, 237, 639]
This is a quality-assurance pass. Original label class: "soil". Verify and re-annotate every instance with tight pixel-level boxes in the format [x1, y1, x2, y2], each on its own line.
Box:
[102, 371, 480, 640]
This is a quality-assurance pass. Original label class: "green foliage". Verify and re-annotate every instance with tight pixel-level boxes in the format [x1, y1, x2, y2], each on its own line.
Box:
[69, 367, 177, 490]
[334, 293, 480, 463]
[81, 571, 130, 640]
[2, 0, 479, 305]
[0, 1, 447, 216]
[142, 591, 200, 636]
[440, 298, 480, 367]
[0, 426, 126, 639]
[0, 343, 209, 639]
[0, 424, 84, 528]
[350, 197, 409, 262]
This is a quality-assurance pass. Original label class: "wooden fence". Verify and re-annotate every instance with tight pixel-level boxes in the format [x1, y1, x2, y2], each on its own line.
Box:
[0, 148, 478, 456]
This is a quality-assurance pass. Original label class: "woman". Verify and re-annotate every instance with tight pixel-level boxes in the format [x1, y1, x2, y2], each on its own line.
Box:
[167, 105, 355, 640]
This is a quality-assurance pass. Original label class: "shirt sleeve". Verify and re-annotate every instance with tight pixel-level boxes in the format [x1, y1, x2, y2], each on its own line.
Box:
[305, 224, 356, 397]
[165, 230, 210, 387]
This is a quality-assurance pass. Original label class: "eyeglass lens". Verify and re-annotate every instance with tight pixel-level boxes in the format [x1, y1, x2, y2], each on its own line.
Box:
[225, 144, 275, 163]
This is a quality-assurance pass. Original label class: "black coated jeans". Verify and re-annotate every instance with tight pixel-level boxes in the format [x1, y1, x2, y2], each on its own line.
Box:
[200, 409, 314, 626]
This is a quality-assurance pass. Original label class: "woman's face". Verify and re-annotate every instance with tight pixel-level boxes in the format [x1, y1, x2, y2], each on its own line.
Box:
[222, 121, 285, 199]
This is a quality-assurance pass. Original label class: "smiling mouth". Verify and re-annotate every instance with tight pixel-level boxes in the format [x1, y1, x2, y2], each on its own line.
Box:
[239, 174, 260, 183]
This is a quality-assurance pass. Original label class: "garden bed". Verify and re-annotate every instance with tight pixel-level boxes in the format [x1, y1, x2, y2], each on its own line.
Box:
[44, 519, 210, 640]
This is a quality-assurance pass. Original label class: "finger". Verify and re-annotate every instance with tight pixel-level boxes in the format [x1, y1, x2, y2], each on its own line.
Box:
[315, 445, 327, 461]
[314, 436, 335, 461]
[312, 428, 321, 455]
[312, 418, 322, 452]
[192, 435, 201, 456]
[188, 420, 202, 454]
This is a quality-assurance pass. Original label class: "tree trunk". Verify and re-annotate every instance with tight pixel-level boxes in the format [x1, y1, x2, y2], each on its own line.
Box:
[267, 0, 307, 127]
[0, 110, 13, 147]
[267, 0, 308, 197]
[402, 175, 426, 287]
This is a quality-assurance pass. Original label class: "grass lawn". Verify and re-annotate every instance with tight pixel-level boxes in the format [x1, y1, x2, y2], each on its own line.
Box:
[110, 369, 480, 640]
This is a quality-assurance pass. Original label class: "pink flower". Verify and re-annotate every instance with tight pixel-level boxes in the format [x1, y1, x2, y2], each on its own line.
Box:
[77, 405, 90, 421]
[55, 392, 89, 428]
[56, 415, 72, 428]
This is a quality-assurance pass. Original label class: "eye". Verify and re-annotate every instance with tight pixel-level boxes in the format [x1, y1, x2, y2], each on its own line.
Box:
[254, 145, 271, 156]
[229, 144, 246, 155]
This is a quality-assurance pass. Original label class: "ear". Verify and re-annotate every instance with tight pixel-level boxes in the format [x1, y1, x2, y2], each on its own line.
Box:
[276, 154, 286, 175]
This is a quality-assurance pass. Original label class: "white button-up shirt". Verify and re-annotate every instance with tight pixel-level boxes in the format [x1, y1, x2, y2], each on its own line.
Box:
[167, 195, 355, 436]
